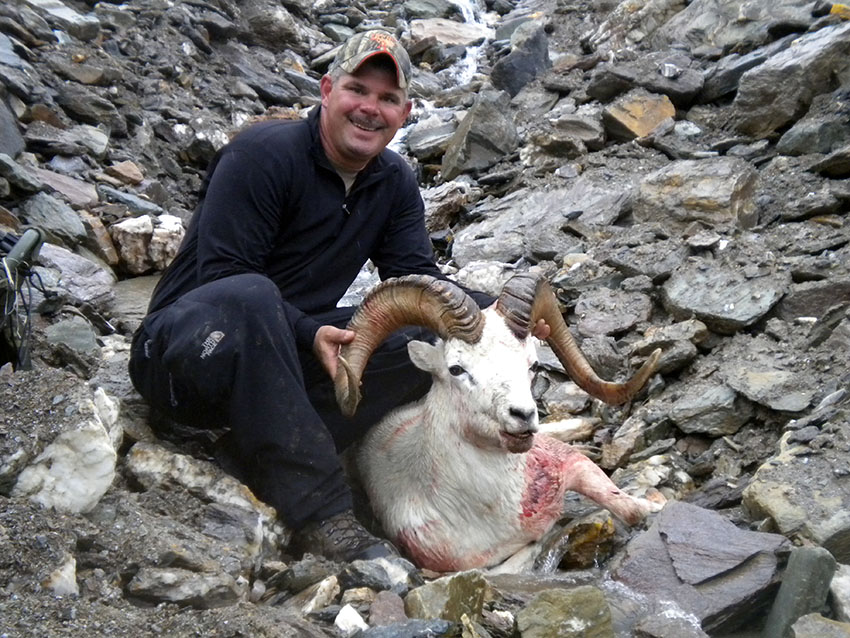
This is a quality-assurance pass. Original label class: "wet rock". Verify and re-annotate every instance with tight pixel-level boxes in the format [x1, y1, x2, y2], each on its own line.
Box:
[515, 586, 614, 638]
[762, 546, 837, 638]
[610, 501, 790, 634]
[405, 570, 487, 622]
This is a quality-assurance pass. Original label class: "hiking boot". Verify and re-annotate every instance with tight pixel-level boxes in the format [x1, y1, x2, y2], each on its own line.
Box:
[294, 510, 399, 562]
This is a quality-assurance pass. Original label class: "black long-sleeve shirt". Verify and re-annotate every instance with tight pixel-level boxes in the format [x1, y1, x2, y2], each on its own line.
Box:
[148, 106, 492, 348]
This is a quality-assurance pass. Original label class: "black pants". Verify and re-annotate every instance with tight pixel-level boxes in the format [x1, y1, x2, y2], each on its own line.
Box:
[128, 273, 431, 529]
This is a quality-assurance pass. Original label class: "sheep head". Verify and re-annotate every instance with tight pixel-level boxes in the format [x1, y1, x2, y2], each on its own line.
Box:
[334, 273, 661, 450]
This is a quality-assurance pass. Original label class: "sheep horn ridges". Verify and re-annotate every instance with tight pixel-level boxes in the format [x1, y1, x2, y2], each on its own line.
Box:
[335, 274, 484, 417]
[497, 272, 661, 405]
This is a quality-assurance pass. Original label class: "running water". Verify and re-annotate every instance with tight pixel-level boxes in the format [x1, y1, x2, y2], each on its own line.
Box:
[389, 0, 494, 153]
[446, 0, 493, 86]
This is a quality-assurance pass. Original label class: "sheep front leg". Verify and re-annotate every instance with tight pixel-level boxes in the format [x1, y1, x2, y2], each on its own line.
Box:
[553, 439, 660, 525]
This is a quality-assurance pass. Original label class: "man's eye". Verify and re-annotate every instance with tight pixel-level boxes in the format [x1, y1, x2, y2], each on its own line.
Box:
[449, 365, 465, 376]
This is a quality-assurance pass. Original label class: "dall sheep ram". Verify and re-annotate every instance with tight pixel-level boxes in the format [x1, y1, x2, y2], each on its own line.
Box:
[334, 272, 661, 572]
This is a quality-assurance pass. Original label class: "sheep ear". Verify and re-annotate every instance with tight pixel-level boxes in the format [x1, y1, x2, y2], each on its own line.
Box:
[408, 340, 441, 372]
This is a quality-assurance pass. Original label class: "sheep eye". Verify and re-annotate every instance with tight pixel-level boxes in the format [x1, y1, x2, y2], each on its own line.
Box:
[530, 362, 540, 373]
[448, 365, 466, 376]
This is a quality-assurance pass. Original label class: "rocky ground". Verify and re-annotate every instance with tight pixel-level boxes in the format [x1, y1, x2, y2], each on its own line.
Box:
[1, 0, 850, 636]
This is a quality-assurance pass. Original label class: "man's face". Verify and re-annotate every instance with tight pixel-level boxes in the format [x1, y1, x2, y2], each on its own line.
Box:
[319, 60, 412, 172]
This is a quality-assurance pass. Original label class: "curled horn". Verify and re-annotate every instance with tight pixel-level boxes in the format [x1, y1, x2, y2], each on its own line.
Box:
[335, 274, 484, 417]
[496, 272, 661, 405]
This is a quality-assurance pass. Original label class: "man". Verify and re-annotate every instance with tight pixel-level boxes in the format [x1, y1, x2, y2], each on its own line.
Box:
[129, 29, 495, 562]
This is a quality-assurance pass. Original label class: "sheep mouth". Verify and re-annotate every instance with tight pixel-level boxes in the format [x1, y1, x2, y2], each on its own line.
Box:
[501, 430, 534, 453]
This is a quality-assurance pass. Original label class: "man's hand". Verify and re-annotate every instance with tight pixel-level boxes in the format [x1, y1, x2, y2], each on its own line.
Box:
[314, 325, 355, 379]
[532, 318, 550, 340]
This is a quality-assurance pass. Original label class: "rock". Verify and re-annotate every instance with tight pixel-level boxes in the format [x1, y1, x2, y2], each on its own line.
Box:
[405, 571, 487, 623]
[670, 383, 753, 436]
[633, 157, 759, 229]
[832, 563, 850, 623]
[491, 21, 551, 97]
[743, 415, 850, 562]
[18, 191, 87, 246]
[762, 546, 837, 638]
[791, 614, 850, 638]
[610, 501, 790, 634]
[441, 90, 519, 181]
[515, 586, 614, 638]
[662, 260, 789, 334]
[729, 22, 850, 138]
[602, 89, 675, 141]
[125, 566, 244, 608]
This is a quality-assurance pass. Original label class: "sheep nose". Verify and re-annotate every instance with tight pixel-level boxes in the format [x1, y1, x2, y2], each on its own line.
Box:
[509, 406, 536, 426]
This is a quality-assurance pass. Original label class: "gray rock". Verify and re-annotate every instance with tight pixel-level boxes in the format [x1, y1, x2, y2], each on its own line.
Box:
[0, 91, 24, 157]
[125, 566, 244, 608]
[610, 501, 790, 634]
[0, 152, 42, 192]
[777, 88, 850, 156]
[491, 21, 551, 97]
[573, 288, 653, 337]
[730, 22, 850, 138]
[791, 614, 850, 638]
[670, 383, 753, 436]
[404, 570, 487, 623]
[441, 90, 518, 181]
[652, 0, 815, 54]
[662, 260, 789, 334]
[762, 546, 837, 638]
[55, 84, 126, 137]
[23, 0, 101, 41]
[18, 192, 87, 246]
[700, 34, 797, 104]
[810, 144, 850, 178]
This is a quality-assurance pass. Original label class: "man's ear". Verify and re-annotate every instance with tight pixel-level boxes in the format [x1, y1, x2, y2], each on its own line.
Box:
[408, 340, 441, 373]
[320, 74, 333, 106]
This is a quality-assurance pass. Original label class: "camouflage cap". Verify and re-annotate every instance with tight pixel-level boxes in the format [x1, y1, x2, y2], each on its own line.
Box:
[329, 29, 411, 89]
